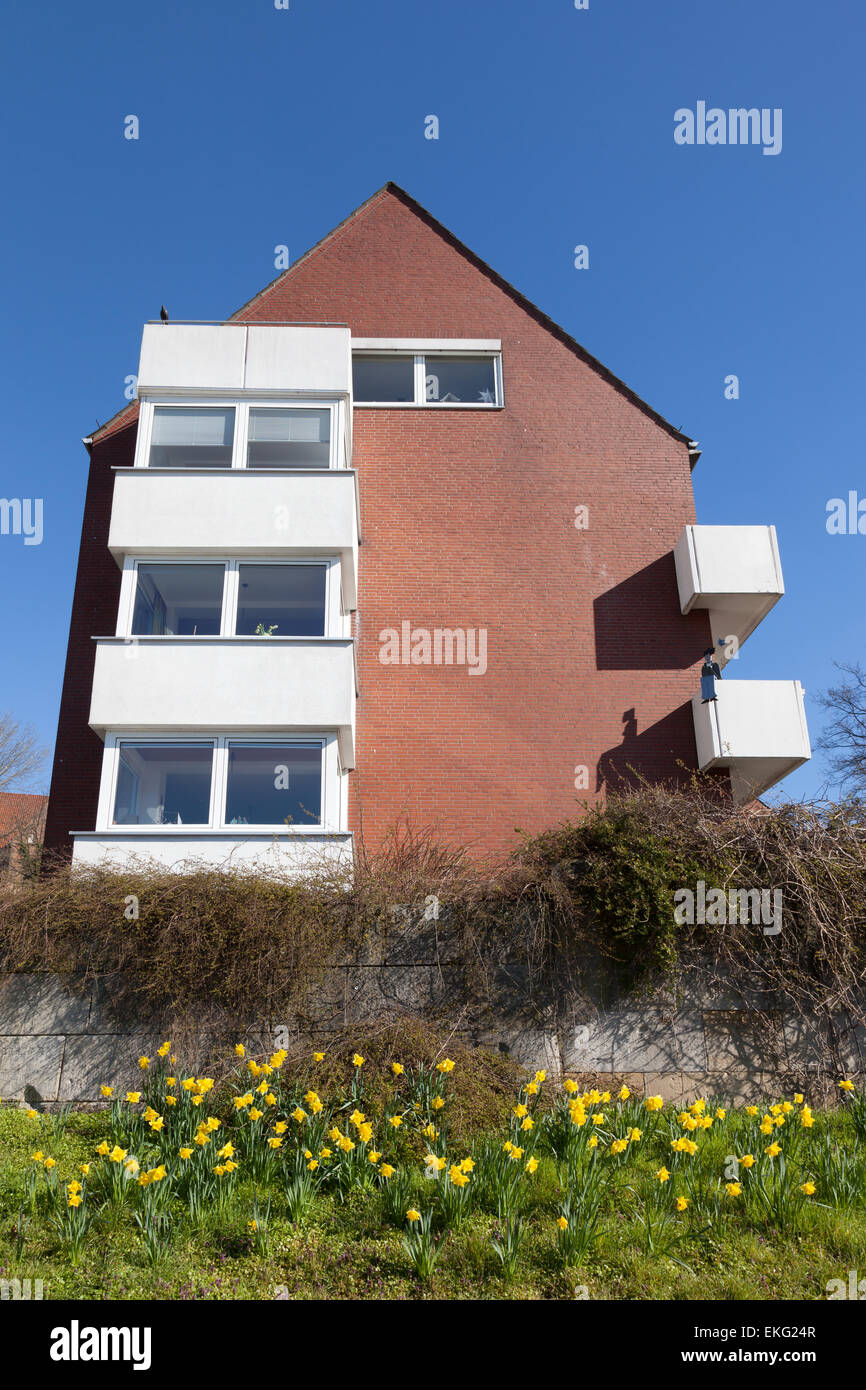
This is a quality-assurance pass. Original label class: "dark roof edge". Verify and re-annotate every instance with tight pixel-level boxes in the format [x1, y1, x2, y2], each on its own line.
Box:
[231, 181, 695, 453]
[88, 182, 697, 457]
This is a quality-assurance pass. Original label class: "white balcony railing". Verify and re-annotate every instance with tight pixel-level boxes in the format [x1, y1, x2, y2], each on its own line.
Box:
[692, 680, 811, 803]
[89, 637, 356, 768]
[674, 525, 784, 664]
[137, 323, 352, 398]
[108, 467, 360, 608]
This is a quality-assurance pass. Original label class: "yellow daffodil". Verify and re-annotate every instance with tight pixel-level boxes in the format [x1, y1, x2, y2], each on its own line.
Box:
[406, 1208, 421, 1222]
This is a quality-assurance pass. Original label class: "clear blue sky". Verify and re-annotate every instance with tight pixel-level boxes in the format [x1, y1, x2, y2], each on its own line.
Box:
[1, 0, 863, 803]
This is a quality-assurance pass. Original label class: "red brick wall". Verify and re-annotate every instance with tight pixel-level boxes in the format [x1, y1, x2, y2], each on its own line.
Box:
[46, 188, 718, 863]
[43, 424, 135, 861]
[235, 189, 716, 853]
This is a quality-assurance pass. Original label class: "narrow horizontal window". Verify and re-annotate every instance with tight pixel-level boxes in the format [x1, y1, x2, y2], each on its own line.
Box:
[425, 356, 498, 404]
[131, 563, 224, 636]
[352, 355, 415, 403]
[149, 407, 235, 468]
[235, 563, 326, 637]
[247, 407, 330, 468]
[112, 743, 213, 826]
[224, 742, 323, 827]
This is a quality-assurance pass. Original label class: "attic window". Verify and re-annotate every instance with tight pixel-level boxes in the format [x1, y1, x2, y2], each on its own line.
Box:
[352, 351, 501, 407]
[352, 355, 415, 403]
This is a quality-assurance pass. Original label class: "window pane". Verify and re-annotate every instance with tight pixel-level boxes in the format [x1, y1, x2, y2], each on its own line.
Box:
[131, 564, 224, 636]
[247, 408, 330, 468]
[236, 564, 326, 636]
[352, 355, 415, 403]
[149, 407, 235, 467]
[424, 356, 497, 404]
[112, 744, 213, 826]
[225, 743, 322, 826]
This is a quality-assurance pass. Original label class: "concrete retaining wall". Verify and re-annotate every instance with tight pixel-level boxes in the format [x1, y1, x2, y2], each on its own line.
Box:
[2, 954, 864, 1108]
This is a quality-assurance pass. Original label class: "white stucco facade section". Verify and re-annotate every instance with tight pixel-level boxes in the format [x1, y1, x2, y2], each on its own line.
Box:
[244, 327, 351, 395]
[137, 324, 351, 397]
[674, 525, 784, 661]
[71, 832, 354, 877]
[692, 680, 811, 802]
[89, 639, 356, 767]
[108, 469, 359, 607]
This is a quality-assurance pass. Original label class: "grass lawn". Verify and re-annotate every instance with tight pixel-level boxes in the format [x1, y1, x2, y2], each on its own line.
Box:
[1, 1051, 864, 1301]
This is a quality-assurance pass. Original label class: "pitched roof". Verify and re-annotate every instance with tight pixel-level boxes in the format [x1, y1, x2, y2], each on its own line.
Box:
[86, 182, 696, 454]
[0, 791, 47, 846]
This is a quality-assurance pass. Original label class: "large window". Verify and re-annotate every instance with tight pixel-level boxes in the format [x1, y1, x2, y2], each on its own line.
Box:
[131, 564, 224, 636]
[112, 744, 213, 826]
[225, 742, 322, 827]
[108, 739, 327, 830]
[142, 403, 338, 470]
[247, 408, 330, 468]
[125, 561, 330, 637]
[236, 564, 326, 637]
[352, 352, 501, 406]
[149, 407, 235, 468]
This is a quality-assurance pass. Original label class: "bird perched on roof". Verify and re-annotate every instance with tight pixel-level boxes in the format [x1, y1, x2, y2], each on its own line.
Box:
[160, 305, 169, 323]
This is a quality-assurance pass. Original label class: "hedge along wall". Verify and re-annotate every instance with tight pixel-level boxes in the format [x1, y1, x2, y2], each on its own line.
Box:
[4, 791, 866, 1105]
[2, 909, 864, 1107]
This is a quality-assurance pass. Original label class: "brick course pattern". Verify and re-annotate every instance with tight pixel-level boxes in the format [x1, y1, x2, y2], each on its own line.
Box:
[44, 186, 719, 861]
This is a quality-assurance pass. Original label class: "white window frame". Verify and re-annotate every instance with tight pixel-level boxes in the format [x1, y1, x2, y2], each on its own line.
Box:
[350, 345, 504, 409]
[116, 557, 343, 638]
[134, 399, 345, 471]
[97, 733, 343, 834]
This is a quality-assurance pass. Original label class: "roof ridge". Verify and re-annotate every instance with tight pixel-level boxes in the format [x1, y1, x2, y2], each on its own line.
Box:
[86, 181, 694, 452]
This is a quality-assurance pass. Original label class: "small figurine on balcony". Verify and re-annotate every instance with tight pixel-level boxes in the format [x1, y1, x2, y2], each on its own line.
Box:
[700, 647, 722, 703]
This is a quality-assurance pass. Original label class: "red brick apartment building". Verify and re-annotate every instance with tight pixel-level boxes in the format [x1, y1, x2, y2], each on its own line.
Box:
[43, 184, 810, 872]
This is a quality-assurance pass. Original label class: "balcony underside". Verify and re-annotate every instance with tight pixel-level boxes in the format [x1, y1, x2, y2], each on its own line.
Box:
[675, 525, 784, 665]
[692, 681, 811, 804]
[71, 830, 354, 876]
[89, 638, 356, 769]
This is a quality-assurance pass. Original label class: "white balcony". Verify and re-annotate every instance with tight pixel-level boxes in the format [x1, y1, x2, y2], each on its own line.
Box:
[137, 324, 352, 398]
[71, 831, 354, 877]
[674, 525, 784, 665]
[692, 680, 811, 804]
[89, 637, 356, 768]
[108, 467, 360, 608]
